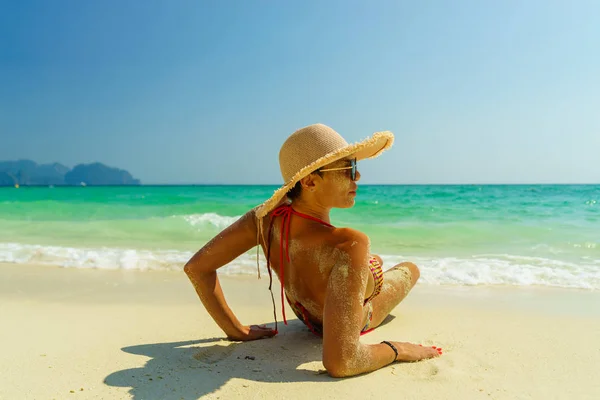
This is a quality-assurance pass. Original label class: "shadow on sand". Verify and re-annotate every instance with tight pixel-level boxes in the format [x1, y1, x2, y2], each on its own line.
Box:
[104, 320, 336, 399]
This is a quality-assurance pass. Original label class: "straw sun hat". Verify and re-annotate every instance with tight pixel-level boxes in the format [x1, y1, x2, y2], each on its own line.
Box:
[254, 123, 395, 220]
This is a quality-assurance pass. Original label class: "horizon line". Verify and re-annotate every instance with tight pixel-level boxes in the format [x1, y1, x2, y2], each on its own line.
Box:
[2, 182, 599, 188]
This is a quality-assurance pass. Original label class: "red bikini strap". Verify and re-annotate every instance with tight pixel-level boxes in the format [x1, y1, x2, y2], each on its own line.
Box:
[267, 204, 333, 326]
[265, 213, 278, 333]
[288, 207, 334, 228]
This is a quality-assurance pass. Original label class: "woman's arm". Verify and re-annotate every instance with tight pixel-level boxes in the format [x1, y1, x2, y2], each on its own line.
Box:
[183, 209, 276, 341]
[322, 230, 397, 376]
[321, 230, 438, 377]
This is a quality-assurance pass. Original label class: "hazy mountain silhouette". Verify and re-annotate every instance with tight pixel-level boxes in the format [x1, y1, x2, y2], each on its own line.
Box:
[0, 160, 141, 186]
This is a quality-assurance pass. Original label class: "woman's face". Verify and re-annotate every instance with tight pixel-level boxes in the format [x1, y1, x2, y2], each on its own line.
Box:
[315, 157, 361, 208]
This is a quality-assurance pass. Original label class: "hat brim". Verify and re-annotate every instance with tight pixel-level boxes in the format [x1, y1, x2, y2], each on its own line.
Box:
[255, 131, 394, 219]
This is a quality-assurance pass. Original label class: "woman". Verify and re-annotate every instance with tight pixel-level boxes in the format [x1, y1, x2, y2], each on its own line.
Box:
[184, 123, 441, 378]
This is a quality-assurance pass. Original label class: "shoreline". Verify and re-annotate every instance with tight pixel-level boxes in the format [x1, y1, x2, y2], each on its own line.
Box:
[2, 261, 598, 305]
[2, 262, 599, 399]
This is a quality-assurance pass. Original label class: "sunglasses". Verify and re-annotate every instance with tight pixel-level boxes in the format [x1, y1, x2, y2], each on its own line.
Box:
[319, 158, 357, 181]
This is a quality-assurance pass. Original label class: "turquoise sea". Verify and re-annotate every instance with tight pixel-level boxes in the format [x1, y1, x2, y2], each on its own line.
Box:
[1, 185, 599, 289]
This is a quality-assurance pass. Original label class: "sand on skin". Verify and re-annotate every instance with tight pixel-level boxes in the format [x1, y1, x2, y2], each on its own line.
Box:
[1, 262, 599, 400]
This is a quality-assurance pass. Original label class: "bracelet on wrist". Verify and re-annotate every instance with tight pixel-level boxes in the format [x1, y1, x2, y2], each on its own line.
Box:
[381, 340, 398, 364]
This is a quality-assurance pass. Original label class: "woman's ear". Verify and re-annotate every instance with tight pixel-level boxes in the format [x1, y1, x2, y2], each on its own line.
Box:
[300, 173, 319, 192]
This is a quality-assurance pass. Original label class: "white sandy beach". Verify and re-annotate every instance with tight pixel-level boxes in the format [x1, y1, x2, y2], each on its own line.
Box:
[1, 262, 599, 400]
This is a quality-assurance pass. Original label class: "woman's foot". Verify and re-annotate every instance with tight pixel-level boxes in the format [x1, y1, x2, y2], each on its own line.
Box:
[393, 342, 442, 361]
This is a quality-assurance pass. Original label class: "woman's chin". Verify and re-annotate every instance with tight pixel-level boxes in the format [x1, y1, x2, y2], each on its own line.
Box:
[340, 198, 356, 208]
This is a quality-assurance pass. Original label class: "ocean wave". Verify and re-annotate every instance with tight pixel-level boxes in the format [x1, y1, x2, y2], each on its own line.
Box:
[181, 213, 242, 230]
[380, 254, 600, 290]
[1, 242, 598, 290]
[0, 242, 262, 273]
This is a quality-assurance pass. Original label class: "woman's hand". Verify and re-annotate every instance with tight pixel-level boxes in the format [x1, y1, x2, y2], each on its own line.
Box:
[226, 324, 278, 341]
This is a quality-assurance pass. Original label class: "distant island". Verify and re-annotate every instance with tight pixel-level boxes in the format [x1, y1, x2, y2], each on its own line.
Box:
[0, 160, 141, 186]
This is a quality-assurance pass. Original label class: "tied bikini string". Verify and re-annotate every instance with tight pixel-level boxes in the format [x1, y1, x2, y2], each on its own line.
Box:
[267, 205, 293, 326]
[266, 204, 334, 329]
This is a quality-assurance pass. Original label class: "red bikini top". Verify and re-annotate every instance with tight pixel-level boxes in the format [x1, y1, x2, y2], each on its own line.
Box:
[265, 203, 333, 331]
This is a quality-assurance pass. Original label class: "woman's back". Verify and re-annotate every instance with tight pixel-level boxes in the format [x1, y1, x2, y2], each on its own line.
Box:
[260, 204, 376, 328]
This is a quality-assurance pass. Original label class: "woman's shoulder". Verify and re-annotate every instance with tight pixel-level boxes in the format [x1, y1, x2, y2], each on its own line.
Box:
[324, 227, 371, 284]
[330, 226, 368, 243]
[329, 227, 370, 259]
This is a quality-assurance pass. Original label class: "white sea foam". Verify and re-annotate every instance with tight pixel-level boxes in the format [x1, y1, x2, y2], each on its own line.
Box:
[1, 242, 599, 290]
[182, 213, 242, 230]
[0, 242, 263, 274]
[380, 254, 600, 290]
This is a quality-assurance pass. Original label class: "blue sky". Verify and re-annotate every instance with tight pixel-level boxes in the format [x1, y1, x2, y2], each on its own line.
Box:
[1, 0, 599, 184]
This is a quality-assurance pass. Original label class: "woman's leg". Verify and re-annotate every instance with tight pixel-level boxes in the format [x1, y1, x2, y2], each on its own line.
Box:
[367, 262, 420, 328]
